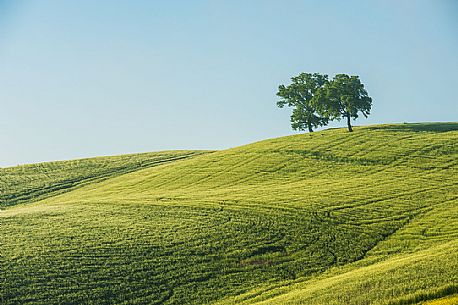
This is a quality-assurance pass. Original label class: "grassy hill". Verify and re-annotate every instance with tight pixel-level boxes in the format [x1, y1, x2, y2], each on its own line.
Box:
[1, 123, 457, 305]
[0, 150, 208, 208]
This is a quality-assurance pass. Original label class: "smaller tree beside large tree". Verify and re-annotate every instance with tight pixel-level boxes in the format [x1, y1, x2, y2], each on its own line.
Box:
[276, 72, 329, 133]
[314, 74, 372, 132]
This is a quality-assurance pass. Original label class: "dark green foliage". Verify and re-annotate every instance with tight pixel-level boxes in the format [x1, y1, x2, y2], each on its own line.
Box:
[314, 74, 372, 132]
[277, 73, 329, 132]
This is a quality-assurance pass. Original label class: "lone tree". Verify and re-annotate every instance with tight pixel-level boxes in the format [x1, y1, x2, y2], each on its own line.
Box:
[315, 74, 372, 132]
[276, 73, 329, 133]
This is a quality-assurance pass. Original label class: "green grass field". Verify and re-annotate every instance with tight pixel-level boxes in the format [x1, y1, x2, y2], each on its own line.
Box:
[1, 123, 457, 305]
[0, 150, 207, 208]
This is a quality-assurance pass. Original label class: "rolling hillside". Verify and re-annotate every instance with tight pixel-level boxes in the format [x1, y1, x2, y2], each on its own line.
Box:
[1, 123, 457, 305]
[0, 150, 208, 208]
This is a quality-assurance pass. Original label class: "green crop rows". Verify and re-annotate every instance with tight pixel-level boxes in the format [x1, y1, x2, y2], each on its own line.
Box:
[0, 150, 207, 208]
[1, 123, 457, 305]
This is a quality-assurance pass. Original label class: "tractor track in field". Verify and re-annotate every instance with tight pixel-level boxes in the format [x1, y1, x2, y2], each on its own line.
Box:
[0, 152, 204, 209]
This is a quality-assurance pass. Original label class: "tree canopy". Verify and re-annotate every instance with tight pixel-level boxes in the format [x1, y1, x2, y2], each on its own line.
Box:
[277, 73, 372, 132]
[276, 73, 329, 133]
[314, 74, 372, 132]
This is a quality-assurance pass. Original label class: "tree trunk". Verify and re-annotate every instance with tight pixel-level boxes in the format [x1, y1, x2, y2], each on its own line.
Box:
[346, 115, 353, 132]
[307, 123, 313, 133]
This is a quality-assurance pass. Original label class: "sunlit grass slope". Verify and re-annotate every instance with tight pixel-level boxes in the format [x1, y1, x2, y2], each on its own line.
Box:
[0, 150, 206, 208]
[217, 233, 458, 305]
[1, 123, 457, 305]
[422, 295, 458, 305]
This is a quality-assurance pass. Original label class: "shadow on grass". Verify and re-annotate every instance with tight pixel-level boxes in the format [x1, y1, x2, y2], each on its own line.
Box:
[368, 122, 458, 133]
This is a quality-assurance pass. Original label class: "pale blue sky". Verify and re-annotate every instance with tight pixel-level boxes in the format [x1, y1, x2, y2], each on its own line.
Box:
[1, 0, 457, 167]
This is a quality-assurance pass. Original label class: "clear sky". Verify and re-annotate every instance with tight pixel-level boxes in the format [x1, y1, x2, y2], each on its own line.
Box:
[1, 0, 457, 167]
